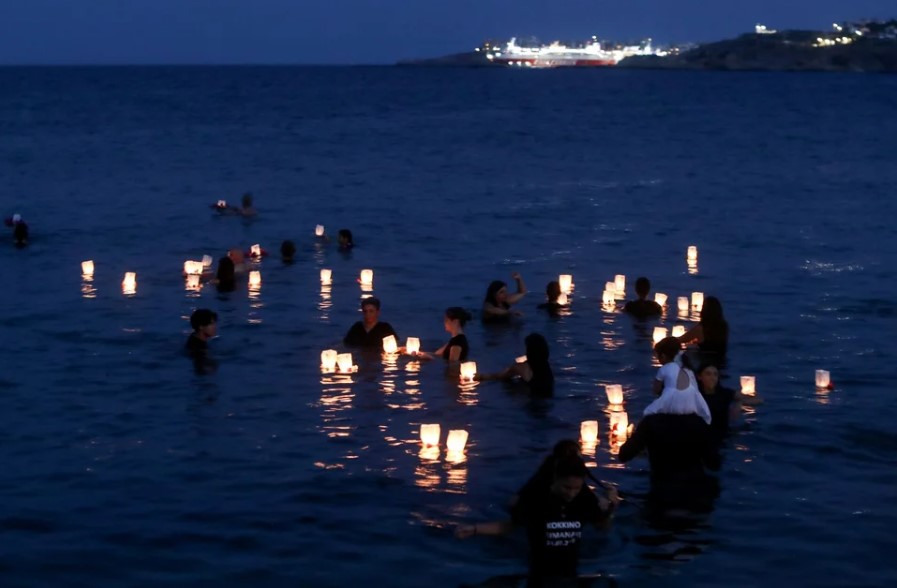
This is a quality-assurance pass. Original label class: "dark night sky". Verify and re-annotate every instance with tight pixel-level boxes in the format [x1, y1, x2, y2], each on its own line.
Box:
[0, 0, 893, 64]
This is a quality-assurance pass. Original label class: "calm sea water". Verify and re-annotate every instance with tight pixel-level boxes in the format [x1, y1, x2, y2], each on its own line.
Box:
[2, 66, 896, 587]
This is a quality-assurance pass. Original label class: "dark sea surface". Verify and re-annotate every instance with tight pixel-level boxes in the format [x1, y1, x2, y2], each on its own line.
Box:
[1, 66, 896, 587]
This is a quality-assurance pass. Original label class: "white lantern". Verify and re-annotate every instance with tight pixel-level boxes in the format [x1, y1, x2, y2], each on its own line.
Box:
[605, 281, 616, 294]
[580, 420, 599, 444]
[687, 245, 698, 262]
[557, 293, 568, 306]
[406, 337, 421, 355]
[602, 290, 615, 306]
[677, 296, 689, 313]
[122, 272, 137, 293]
[217, 200, 227, 208]
[382, 335, 398, 354]
[559, 274, 573, 294]
[320, 268, 332, 284]
[515, 355, 528, 364]
[459, 361, 477, 383]
[420, 424, 441, 446]
[671, 325, 686, 338]
[360, 269, 374, 286]
[446, 429, 469, 452]
[81, 260, 94, 276]
[248, 270, 261, 288]
[186, 274, 201, 290]
[315, 224, 325, 237]
[614, 274, 626, 295]
[605, 384, 623, 405]
[184, 261, 203, 275]
[202, 255, 213, 268]
[815, 369, 831, 389]
[740, 375, 756, 396]
[609, 411, 629, 437]
[337, 353, 354, 373]
[250, 244, 261, 257]
[654, 292, 667, 307]
[652, 327, 668, 344]
[321, 349, 338, 370]
[691, 292, 704, 311]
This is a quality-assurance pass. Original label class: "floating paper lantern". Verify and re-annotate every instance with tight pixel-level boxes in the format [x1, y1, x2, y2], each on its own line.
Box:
[677, 296, 689, 313]
[654, 292, 667, 307]
[202, 255, 213, 268]
[740, 375, 756, 396]
[250, 244, 261, 257]
[459, 361, 477, 383]
[420, 424, 441, 447]
[446, 429, 469, 452]
[320, 268, 332, 284]
[516, 355, 528, 364]
[605, 384, 623, 405]
[815, 370, 831, 389]
[652, 327, 668, 344]
[687, 245, 698, 262]
[321, 349, 338, 371]
[186, 274, 201, 290]
[248, 270, 261, 288]
[580, 420, 599, 445]
[557, 293, 568, 306]
[605, 281, 616, 294]
[360, 269, 374, 286]
[337, 353, 355, 373]
[122, 272, 137, 293]
[406, 337, 421, 355]
[671, 325, 686, 338]
[614, 274, 626, 295]
[602, 290, 615, 306]
[382, 335, 398, 354]
[217, 200, 227, 208]
[183, 260, 203, 275]
[691, 292, 704, 311]
[315, 224, 325, 237]
[609, 411, 629, 437]
[559, 274, 573, 294]
[81, 260, 94, 276]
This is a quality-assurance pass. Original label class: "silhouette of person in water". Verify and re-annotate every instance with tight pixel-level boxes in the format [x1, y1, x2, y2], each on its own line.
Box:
[185, 308, 218, 374]
[338, 229, 354, 250]
[343, 297, 397, 349]
[537, 281, 565, 314]
[482, 273, 528, 322]
[280, 240, 297, 263]
[623, 277, 662, 319]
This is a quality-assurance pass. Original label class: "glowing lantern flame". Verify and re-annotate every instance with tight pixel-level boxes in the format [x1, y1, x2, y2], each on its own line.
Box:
[815, 370, 831, 389]
[406, 337, 421, 355]
[420, 424, 441, 446]
[81, 260, 94, 276]
[580, 420, 598, 445]
[740, 375, 756, 396]
[558, 274, 573, 294]
[605, 384, 623, 405]
[321, 349, 338, 371]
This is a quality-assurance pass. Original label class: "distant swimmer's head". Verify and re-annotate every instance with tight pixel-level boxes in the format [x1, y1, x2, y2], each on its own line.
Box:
[696, 363, 720, 392]
[216, 256, 235, 283]
[360, 296, 381, 328]
[190, 308, 218, 339]
[444, 306, 472, 330]
[241, 193, 253, 208]
[13, 221, 28, 245]
[545, 280, 561, 303]
[654, 336, 681, 364]
[635, 277, 651, 299]
[525, 332, 550, 364]
[338, 229, 354, 248]
[12, 214, 21, 223]
[280, 240, 296, 262]
[485, 280, 508, 306]
[551, 456, 588, 503]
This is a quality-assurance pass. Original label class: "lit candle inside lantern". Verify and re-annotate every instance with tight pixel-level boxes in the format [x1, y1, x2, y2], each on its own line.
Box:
[122, 272, 137, 293]
[360, 269, 374, 286]
[691, 292, 704, 311]
[382, 335, 398, 354]
[186, 274, 201, 290]
[559, 274, 573, 294]
[654, 292, 667, 307]
[605, 384, 623, 405]
[337, 353, 355, 373]
[740, 375, 756, 396]
[815, 369, 831, 389]
[671, 325, 686, 338]
[202, 255, 213, 268]
[687, 245, 698, 262]
[602, 290, 615, 306]
[446, 429, 469, 453]
[248, 270, 261, 288]
[321, 349, 338, 371]
[81, 260, 94, 276]
[420, 424, 441, 447]
[580, 420, 598, 445]
[315, 224, 325, 237]
[459, 361, 477, 383]
[609, 411, 629, 438]
[515, 355, 528, 364]
[652, 326, 668, 344]
[677, 296, 689, 313]
[320, 268, 332, 284]
[406, 337, 421, 355]
[250, 244, 261, 257]
[557, 293, 568, 306]
[614, 274, 626, 296]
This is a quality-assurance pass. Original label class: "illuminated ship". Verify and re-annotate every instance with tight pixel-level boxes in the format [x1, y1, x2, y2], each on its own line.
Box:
[480, 37, 665, 68]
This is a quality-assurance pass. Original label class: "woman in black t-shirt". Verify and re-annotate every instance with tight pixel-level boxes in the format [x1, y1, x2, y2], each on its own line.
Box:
[417, 307, 471, 362]
[696, 363, 762, 442]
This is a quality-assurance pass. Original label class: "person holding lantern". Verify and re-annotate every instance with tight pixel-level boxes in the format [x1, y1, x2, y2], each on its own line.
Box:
[476, 333, 554, 396]
[678, 295, 729, 365]
[482, 272, 528, 321]
[696, 362, 762, 443]
[455, 454, 616, 585]
[343, 297, 398, 349]
[416, 307, 471, 362]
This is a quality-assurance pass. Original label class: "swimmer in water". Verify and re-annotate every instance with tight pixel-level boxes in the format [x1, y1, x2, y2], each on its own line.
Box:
[482, 272, 527, 321]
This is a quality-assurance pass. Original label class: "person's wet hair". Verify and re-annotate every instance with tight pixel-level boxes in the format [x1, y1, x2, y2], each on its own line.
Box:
[484, 280, 507, 305]
[190, 309, 218, 331]
[525, 333, 550, 363]
[445, 306, 472, 326]
[701, 296, 724, 324]
[361, 296, 381, 311]
[553, 455, 588, 480]
[635, 276, 651, 298]
[280, 240, 296, 261]
[241, 192, 253, 207]
[654, 336, 682, 361]
[545, 281, 561, 303]
[338, 229, 354, 246]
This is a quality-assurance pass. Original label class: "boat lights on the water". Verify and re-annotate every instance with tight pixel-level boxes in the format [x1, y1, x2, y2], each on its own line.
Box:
[483, 36, 663, 68]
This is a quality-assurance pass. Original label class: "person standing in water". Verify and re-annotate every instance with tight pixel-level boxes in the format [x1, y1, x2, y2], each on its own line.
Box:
[482, 272, 528, 321]
[343, 297, 398, 349]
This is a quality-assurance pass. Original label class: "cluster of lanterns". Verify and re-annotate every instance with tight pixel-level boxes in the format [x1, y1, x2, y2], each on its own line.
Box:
[579, 384, 632, 452]
[320, 349, 358, 374]
[419, 424, 470, 462]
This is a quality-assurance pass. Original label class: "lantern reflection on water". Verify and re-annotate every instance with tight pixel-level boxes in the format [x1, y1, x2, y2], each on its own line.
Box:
[815, 369, 831, 389]
[420, 424, 441, 447]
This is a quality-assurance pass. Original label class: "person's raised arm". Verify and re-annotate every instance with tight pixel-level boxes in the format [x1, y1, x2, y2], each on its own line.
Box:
[678, 324, 703, 345]
[506, 272, 528, 305]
